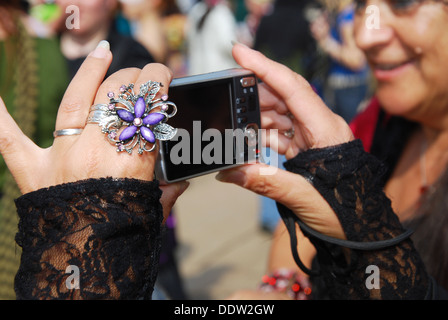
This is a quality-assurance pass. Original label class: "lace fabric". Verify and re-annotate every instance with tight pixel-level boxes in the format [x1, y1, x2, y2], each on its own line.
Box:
[14, 178, 163, 300]
[281, 140, 431, 299]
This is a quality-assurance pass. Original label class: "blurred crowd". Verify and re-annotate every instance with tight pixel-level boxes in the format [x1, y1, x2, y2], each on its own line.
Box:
[0, 0, 371, 299]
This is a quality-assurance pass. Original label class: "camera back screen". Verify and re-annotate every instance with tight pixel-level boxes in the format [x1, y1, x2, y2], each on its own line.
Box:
[162, 80, 235, 181]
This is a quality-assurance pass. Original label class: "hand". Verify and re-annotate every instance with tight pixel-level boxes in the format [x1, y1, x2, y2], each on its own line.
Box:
[233, 43, 354, 158]
[216, 44, 354, 239]
[0, 41, 188, 220]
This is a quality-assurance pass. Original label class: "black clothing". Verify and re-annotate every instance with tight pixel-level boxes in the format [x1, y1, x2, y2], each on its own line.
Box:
[14, 178, 163, 300]
[66, 25, 155, 80]
[279, 138, 448, 299]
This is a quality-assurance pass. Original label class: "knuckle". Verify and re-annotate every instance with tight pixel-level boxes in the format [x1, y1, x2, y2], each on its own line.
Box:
[0, 133, 16, 154]
[59, 100, 83, 114]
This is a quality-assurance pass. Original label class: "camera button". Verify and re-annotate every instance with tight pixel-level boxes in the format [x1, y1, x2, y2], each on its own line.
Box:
[240, 77, 256, 88]
[237, 117, 248, 124]
[237, 107, 247, 114]
[236, 97, 246, 104]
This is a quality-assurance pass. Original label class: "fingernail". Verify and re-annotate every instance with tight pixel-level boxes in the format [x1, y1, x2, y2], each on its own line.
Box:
[91, 40, 110, 58]
[231, 40, 249, 48]
[215, 170, 246, 186]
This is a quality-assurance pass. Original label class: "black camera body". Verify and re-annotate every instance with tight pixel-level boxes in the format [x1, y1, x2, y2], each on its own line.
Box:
[155, 68, 262, 183]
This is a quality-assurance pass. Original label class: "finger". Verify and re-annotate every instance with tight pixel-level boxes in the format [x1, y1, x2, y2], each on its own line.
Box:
[261, 110, 293, 132]
[261, 129, 299, 157]
[55, 40, 112, 131]
[232, 43, 354, 148]
[134, 63, 174, 99]
[232, 43, 327, 121]
[0, 97, 42, 192]
[216, 163, 307, 207]
[159, 181, 190, 222]
[93, 67, 142, 105]
[258, 83, 289, 114]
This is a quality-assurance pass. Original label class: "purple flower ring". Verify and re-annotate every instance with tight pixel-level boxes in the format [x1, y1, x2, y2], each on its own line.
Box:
[87, 81, 177, 154]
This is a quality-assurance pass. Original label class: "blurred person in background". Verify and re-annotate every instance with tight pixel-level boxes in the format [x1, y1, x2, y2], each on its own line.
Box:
[186, 0, 239, 75]
[119, 0, 170, 64]
[310, 0, 370, 123]
[119, 0, 188, 76]
[56, 0, 155, 79]
[251, 0, 319, 233]
[236, 0, 273, 48]
[0, 0, 69, 299]
[253, 0, 318, 77]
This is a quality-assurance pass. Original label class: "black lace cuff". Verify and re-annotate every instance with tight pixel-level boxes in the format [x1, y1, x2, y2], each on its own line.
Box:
[279, 140, 430, 299]
[14, 178, 164, 300]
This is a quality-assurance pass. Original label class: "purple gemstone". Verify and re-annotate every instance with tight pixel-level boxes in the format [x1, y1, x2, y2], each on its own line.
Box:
[134, 97, 146, 118]
[108, 103, 115, 110]
[120, 85, 127, 93]
[119, 125, 137, 141]
[161, 104, 168, 111]
[161, 94, 168, 101]
[117, 109, 135, 122]
[107, 92, 114, 99]
[141, 126, 155, 143]
[143, 112, 165, 126]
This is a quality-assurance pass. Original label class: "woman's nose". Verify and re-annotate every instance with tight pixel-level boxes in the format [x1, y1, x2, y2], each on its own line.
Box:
[354, 4, 395, 52]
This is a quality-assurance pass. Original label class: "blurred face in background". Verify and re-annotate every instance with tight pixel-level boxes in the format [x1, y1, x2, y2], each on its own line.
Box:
[56, 0, 117, 37]
[354, 0, 448, 128]
[119, 0, 161, 20]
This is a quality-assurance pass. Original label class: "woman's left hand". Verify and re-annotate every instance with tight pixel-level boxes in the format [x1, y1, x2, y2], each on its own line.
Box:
[0, 41, 188, 219]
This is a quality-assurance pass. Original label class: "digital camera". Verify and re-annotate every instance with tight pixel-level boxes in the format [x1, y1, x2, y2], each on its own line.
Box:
[155, 69, 262, 183]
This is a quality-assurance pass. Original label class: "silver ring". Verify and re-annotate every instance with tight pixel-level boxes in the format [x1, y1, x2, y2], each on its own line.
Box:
[87, 81, 178, 154]
[283, 128, 295, 139]
[53, 128, 83, 138]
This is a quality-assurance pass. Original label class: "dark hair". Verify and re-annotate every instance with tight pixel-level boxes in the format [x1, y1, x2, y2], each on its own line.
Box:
[0, 0, 27, 36]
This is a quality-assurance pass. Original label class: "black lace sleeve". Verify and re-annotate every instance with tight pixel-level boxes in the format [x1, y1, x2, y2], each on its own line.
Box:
[278, 140, 441, 299]
[14, 178, 164, 300]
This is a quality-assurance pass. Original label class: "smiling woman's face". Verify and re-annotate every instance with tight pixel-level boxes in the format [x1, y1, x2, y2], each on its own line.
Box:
[354, 0, 448, 128]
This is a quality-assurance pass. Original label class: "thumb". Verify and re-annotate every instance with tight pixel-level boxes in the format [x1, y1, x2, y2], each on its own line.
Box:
[215, 163, 313, 209]
[216, 163, 345, 239]
[159, 181, 190, 222]
[0, 96, 41, 192]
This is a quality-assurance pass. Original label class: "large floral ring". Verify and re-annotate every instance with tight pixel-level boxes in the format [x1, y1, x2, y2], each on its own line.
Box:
[87, 81, 177, 154]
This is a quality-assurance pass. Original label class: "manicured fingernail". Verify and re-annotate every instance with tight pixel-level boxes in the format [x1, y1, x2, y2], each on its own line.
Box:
[231, 40, 248, 48]
[91, 40, 110, 58]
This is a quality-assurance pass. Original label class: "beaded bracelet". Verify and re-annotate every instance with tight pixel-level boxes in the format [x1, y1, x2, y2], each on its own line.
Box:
[258, 269, 312, 300]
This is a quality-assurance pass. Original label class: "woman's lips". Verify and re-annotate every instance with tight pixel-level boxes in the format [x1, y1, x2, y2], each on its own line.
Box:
[371, 60, 414, 81]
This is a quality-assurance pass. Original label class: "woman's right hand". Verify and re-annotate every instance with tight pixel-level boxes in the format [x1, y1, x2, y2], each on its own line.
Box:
[217, 44, 355, 239]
